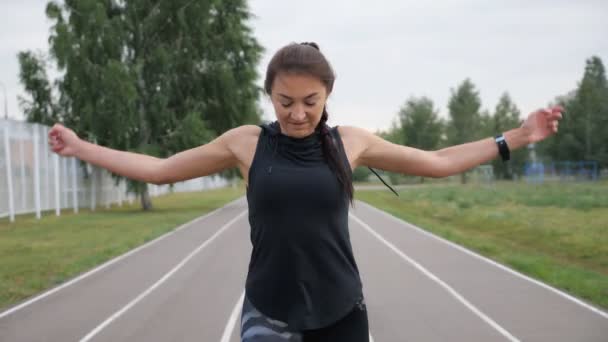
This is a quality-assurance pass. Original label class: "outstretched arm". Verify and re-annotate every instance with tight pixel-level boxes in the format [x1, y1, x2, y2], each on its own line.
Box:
[49, 124, 254, 185]
[353, 106, 563, 178]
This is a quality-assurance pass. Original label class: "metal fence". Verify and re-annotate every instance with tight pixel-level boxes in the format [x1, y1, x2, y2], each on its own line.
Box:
[0, 119, 229, 222]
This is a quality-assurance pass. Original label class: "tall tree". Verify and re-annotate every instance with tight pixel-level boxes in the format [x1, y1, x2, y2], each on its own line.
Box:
[397, 96, 443, 182]
[490, 93, 526, 179]
[20, 0, 263, 210]
[17, 51, 58, 126]
[540, 56, 608, 170]
[446, 78, 482, 183]
[574, 56, 608, 167]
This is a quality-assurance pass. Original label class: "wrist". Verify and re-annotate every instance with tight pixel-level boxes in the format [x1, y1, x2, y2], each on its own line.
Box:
[503, 127, 531, 150]
[74, 138, 89, 159]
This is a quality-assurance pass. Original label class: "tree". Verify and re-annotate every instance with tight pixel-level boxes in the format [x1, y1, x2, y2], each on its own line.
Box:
[574, 56, 608, 167]
[539, 56, 608, 170]
[446, 79, 482, 183]
[17, 51, 58, 126]
[20, 0, 263, 210]
[489, 93, 526, 179]
[397, 96, 443, 182]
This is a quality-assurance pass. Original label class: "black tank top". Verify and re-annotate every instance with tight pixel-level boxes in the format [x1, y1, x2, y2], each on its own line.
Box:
[245, 120, 363, 330]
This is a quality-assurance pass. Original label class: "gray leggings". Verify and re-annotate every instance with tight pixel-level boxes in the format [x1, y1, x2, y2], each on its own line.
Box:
[240, 295, 369, 342]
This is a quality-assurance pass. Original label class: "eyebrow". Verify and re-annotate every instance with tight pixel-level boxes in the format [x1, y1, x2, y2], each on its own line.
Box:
[277, 93, 319, 100]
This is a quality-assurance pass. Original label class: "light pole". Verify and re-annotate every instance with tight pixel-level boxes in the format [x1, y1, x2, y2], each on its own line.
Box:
[0, 81, 8, 119]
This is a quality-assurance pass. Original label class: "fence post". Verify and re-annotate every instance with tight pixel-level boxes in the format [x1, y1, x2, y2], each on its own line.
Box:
[3, 125, 15, 222]
[44, 126, 50, 211]
[117, 180, 123, 207]
[19, 131, 26, 212]
[54, 153, 60, 216]
[72, 157, 78, 213]
[34, 124, 41, 219]
[90, 166, 96, 211]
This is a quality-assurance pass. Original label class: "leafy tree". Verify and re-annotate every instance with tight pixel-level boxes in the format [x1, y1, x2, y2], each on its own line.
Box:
[446, 79, 482, 183]
[19, 0, 263, 210]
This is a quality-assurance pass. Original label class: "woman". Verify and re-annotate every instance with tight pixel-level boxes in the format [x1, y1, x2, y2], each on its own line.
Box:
[48, 42, 563, 341]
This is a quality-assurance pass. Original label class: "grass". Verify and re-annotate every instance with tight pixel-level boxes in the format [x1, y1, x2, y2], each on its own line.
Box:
[0, 186, 244, 312]
[355, 180, 608, 309]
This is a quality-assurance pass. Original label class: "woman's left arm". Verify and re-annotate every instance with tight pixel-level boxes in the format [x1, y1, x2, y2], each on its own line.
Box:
[353, 106, 563, 178]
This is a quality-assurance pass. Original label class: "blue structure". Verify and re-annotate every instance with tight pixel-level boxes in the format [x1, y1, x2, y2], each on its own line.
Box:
[524, 161, 598, 183]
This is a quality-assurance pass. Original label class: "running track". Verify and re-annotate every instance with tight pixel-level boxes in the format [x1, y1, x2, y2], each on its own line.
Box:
[1, 197, 606, 341]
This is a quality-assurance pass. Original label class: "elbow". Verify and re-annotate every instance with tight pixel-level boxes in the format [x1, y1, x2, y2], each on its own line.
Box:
[426, 153, 453, 178]
[151, 159, 169, 185]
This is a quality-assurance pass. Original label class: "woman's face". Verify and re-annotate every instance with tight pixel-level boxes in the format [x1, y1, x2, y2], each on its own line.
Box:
[270, 72, 328, 138]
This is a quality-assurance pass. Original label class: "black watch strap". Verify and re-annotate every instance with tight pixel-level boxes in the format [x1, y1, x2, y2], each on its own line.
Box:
[495, 134, 510, 161]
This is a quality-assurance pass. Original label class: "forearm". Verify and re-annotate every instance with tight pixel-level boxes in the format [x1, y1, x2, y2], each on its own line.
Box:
[75, 139, 163, 184]
[434, 127, 530, 176]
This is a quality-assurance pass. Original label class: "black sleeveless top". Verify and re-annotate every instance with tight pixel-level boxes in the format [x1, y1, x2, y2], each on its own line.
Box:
[245, 121, 363, 330]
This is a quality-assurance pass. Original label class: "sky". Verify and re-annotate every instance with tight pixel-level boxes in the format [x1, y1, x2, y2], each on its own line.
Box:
[0, 0, 606, 132]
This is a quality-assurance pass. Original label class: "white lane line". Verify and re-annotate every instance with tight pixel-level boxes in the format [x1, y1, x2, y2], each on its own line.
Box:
[350, 213, 520, 342]
[220, 291, 245, 342]
[357, 200, 608, 320]
[80, 210, 248, 342]
[0, 196, 244, 320]
[220, 291, 376, 342]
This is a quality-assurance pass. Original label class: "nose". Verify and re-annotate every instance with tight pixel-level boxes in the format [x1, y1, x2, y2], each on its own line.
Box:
[290, 103, 306, 121]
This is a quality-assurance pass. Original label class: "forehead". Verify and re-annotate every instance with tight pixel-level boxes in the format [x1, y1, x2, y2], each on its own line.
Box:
[272, 72, 326, 97]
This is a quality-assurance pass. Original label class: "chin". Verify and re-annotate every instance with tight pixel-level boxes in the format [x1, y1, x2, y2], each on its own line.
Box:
[291, 127, 314, 137]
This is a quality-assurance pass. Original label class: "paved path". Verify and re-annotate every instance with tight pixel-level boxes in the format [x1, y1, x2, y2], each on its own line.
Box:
[1, 197, 606, 341]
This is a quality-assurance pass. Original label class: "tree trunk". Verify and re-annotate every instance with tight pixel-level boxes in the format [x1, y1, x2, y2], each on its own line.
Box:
[460, 172, 468, 184]
[140, 185, 153, 211]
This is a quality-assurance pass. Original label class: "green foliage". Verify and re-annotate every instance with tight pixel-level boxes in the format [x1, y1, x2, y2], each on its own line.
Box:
[19, 0, 263, 207]
[17, 51, 58, 126]
[352, 166, 372, 182]
[447, 79, 482, 183]
[539, 56, 608, 169]
[489, 93, 527, 179]
[397, 96, 443, 151]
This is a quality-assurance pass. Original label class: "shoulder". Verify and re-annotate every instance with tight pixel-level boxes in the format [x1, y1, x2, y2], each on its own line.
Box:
[223, 124, 262, 139]
[218, 124, 262, 154]
[221, 124, 262, 143]
[335, 125, 377, 146]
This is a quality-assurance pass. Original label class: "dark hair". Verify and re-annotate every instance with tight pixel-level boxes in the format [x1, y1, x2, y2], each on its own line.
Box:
[264, 42, 354, 205]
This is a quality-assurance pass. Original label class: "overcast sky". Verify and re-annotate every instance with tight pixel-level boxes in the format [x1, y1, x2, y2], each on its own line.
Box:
[1, 0, 606, 132]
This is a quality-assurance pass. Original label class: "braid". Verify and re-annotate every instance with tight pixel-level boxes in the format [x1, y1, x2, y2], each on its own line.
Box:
[317, 108, 354, 206]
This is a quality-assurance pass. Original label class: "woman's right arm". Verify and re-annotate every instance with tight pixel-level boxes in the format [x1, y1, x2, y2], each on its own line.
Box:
[48, 124, 252, 185]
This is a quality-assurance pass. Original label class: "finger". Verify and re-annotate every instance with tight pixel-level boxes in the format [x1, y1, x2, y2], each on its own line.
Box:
[551, 105, 565, 113]
[539, 108, 552, 117]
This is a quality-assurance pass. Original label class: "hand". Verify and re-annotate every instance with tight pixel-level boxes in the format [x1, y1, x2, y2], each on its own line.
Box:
[521, 105, 564, 144]
[48, 123, 82, 157]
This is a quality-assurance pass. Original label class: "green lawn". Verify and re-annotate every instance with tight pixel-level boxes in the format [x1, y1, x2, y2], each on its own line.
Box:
[355, 180, 608, 310]
[0, 186, 244, 311]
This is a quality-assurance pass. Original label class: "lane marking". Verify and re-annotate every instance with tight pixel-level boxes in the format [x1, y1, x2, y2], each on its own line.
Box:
[80, 210, 248, 342]
[220, 291, 245, 342]
[0, 197, 244, 320]
[357, 200, 608, 320]
[351, 213, 520, 342]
